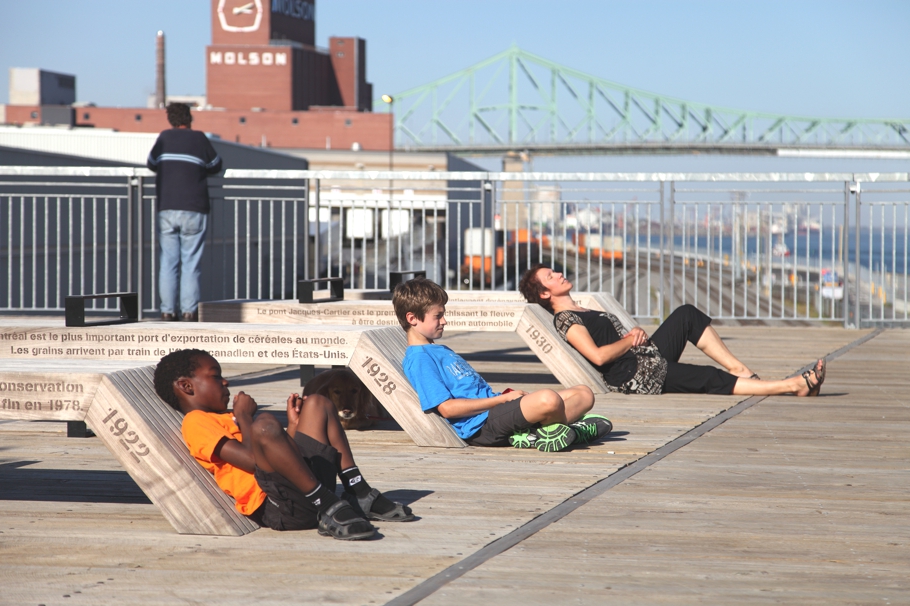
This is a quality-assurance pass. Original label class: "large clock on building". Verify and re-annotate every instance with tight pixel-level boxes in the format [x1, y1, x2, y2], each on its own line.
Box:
[217, 0, 263, 32]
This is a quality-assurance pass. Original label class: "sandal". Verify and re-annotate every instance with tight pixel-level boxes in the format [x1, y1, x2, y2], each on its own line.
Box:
[749, 373, 761, 380]
[800, 358, 826, 397]
[344, 488, 415, 522]
[317, 501, 376, 540]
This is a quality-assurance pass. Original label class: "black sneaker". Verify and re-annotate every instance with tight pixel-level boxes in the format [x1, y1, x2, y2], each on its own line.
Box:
[535, 423, 576, 452]
[161, 312, 178, 321]
[570, 414, 613, 445]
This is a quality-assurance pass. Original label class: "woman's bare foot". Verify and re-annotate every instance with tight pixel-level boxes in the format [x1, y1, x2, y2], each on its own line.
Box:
[795, 359, 826, 397]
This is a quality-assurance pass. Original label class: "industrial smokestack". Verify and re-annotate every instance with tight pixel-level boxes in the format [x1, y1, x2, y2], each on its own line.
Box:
[155, 31, 166, 108]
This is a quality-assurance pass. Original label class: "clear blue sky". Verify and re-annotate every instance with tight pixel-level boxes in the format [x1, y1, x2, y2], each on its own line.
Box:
[1, 0, 907, 119]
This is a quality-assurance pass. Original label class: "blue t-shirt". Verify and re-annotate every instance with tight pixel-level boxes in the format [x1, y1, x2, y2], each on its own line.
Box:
[402, 344, 494, 440]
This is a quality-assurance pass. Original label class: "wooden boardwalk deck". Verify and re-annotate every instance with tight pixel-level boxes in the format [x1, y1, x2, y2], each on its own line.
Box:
[1, 325, 906, 605]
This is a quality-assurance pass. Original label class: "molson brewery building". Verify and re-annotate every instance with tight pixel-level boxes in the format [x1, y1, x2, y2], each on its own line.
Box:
[2, 0, 390, 151]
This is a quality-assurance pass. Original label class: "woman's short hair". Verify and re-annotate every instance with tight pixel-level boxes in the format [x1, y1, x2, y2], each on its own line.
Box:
[392, 277, 448, 331]
[166, 103, 193, 128]
[518, 263, 553, 312]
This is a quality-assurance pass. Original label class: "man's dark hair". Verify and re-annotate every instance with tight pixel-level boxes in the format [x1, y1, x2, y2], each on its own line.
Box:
[518, 263, 553, 312]
[166, 102, 192, 128]
[154, 348, 210, 411]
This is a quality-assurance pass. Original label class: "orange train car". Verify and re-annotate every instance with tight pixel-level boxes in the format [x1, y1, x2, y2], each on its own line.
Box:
[574, 233, 624, 261]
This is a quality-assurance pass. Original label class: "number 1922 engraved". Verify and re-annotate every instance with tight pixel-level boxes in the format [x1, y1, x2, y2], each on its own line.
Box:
[360, 357, 397, 395]
[101, 408, 151, 463]
[524, 325, 554, 353]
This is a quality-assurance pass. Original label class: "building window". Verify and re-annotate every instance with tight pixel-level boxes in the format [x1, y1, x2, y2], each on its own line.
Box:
[345, 119, 352, 127]
[83, 112, 90, 120]
[292, 117, 298, 125]
[337, 52, 344, 58]
[239, 116, 246, 124]
[135, 114, 142, 121]
[30, 111, 38, 119]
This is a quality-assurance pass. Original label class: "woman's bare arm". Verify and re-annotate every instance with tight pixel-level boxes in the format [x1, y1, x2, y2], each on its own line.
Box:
[565, 323, 636, 366]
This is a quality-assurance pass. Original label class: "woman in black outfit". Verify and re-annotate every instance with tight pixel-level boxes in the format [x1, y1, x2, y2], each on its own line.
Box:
[519, 264, 825, 397]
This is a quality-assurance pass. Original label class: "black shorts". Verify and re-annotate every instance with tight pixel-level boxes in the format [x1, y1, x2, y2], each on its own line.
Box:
[651, 304, 738, 395]
[465, 398, 535, 447]
[663, 361, 738, 395]
[250, 433, 340, 531]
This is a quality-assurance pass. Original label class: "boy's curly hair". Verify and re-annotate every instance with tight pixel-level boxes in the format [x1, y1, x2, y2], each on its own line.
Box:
[166, 102, 192, 128]
[518, 263, 553, 312]
[153, 348, 210, 411]
[392, 277, 448, 331]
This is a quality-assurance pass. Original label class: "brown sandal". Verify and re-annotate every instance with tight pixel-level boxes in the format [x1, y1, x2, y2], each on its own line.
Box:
[801, 358, 826, 397]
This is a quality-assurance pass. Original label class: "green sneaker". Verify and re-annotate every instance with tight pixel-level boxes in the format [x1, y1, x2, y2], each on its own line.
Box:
[570, 413, 613, 445]
[535, 423, 576, 452]
[508, 429, 538, 449]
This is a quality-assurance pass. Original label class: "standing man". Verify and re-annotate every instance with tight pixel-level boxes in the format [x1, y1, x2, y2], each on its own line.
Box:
[147, 103, 222, 321]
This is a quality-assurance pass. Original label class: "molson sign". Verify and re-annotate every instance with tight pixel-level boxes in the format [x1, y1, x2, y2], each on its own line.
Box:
[209, 50, 288, 66]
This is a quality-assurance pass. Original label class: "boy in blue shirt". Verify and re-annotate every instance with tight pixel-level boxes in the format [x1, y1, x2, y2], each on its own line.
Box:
[393, 278, 611, 452]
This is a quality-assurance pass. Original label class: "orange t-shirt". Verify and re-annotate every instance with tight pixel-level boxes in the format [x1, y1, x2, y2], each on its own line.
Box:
[181, 410, 266, 516]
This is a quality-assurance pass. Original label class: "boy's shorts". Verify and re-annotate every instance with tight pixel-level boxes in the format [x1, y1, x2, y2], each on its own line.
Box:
[250, 433, 340, 531]
[465, 398, 535, 447]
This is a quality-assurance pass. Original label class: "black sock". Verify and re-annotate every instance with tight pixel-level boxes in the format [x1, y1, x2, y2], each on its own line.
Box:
[339, 467, 397, 515]
[304, 483, 357, 523]
[339, 466, 371, 498]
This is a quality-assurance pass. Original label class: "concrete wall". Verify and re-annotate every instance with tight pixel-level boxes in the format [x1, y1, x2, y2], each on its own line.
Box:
[1, 106, 391, 151]
[9, 69, 76, 106]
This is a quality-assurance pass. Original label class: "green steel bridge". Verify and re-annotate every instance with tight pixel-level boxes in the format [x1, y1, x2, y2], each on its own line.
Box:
[377, 46, 910, 155]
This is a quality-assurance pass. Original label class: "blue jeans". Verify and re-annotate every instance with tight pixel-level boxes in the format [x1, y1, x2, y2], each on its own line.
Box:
[158, 210, 207, 315]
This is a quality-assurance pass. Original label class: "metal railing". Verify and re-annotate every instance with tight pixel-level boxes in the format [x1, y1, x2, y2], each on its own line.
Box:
[1, 166, 907, 327]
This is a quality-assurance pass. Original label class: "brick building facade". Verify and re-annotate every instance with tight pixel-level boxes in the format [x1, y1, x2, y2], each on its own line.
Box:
[2, 0, 390, 151]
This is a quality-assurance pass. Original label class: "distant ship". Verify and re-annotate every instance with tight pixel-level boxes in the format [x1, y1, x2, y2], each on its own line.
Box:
[797, 219, 822, 234]
[772, 238, 791, 257]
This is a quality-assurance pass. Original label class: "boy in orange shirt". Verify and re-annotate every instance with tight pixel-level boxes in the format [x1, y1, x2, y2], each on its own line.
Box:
[154, 348, 413, 540]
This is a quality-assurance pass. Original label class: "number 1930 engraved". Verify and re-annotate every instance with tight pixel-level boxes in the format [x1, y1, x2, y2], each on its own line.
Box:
[360, 357, 397, 395]
[524, 325, 554, 353]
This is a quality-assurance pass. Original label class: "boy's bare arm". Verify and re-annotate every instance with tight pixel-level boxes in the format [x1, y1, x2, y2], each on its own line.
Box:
[436, 390, 525, 419]
[212, 391, 258, 473]
[285, 392, 303, 439]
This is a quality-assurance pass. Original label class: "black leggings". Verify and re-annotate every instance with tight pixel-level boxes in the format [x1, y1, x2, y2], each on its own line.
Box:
[650, 305, 739, 395]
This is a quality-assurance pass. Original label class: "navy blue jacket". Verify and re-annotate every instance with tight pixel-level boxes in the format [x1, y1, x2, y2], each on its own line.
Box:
[147, 128, 222, 214]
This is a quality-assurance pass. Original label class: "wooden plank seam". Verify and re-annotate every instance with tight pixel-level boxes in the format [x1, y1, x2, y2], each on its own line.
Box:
[384, 327, 886, 606]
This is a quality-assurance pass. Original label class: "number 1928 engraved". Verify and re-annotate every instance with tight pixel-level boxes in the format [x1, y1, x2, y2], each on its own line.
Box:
[360, 357, 397, 395]
[524, 325, 553, 353]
